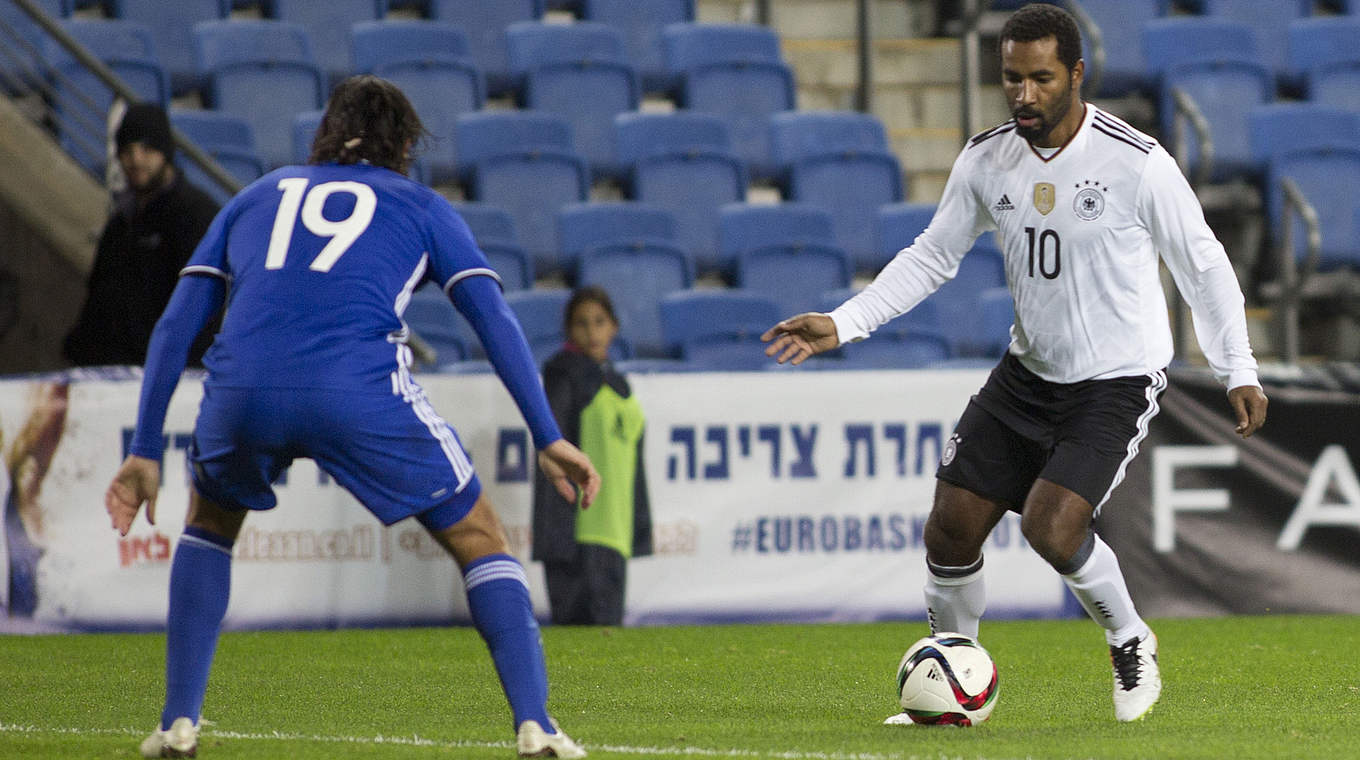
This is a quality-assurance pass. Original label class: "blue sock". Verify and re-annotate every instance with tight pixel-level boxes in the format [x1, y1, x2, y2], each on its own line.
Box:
[161, 526, 233, 730]
[463, 554, 553, 731]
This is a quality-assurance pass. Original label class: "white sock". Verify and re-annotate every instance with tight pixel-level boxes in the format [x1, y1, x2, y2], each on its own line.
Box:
[1060, 536, 1149, 645]
[924, 557, 985, 639]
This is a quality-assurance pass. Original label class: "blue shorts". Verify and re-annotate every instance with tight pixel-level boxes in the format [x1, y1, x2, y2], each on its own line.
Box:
[188, 383, 481, 531]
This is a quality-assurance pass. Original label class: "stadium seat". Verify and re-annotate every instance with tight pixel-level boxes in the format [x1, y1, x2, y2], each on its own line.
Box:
[1248, 103, 1360, 173]
[1158, 58, 1274, 184]
[577, 240, 694, 358]
[661, 22, 795, 181]
[194, 19, 325, 171]
[265, 0, 384, 90]
[658, 288, 780, 358]
[876, 202, 936, 262]
[455, 111, 590, 279]
[44, 19, 170, 174]
[109, 0, 229, 96]
[478, 241, 533, 294]
[170, 109, 266, 204]
[505, 21, 639, 181]
[580, 0, 695, 94]
[290, 109, 322, 165]
[0, 0, 70, 95]
[451, 201, 518, 245]
[1071, 0, 1168, 97]
[837, 328, 952, 370]
[927, 237, 1008, 357]
[504, 288, 571, 365]
[614, 111, 747, 278]
[1140, 17, 1257, 83]
[769, 112, 904, 274]
[405, 284, 468, 369]
[718, 202, 836, 279]
[735, 241, 852, 318]
[1197, 0, 1312, 91]
[350, 20, 482, 185]
[1264, 146, 1360, 274]
[426, 0, 544, 98]
[1287, 16, 1360, 111]
[557, 201, 679, 276]
[680, 331, 773, 370]
[975, 286, 1015, 359]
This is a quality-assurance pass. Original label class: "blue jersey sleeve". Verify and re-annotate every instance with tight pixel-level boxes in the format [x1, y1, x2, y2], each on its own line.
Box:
[129, 274, 227, 461]
[451, 275, 562, 450]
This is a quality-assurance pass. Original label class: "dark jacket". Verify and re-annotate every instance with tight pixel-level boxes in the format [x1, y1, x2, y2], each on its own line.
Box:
[532, 348, 653, 562]
[63, 172, 219, 367]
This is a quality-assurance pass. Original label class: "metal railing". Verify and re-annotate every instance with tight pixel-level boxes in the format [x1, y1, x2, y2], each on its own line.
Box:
[1276, 176, 1323, 365]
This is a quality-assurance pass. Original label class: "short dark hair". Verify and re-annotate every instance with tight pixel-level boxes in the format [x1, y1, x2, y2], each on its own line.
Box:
[564, 286, 618, 333]
[309, 75, 428, 173]
[999, 3, 1083, 72]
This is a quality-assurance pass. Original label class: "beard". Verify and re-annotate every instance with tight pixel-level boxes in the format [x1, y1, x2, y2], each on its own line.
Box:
[1012, 81, 1075, 145]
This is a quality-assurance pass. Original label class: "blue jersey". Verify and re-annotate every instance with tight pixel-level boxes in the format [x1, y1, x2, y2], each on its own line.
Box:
[185, 163, 494, 389]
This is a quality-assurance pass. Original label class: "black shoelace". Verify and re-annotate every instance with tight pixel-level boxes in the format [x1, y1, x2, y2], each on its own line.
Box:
[1110, 638, 1144, 692]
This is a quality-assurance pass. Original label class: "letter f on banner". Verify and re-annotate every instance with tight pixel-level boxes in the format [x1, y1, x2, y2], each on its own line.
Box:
[1152, 445, 1238, 553]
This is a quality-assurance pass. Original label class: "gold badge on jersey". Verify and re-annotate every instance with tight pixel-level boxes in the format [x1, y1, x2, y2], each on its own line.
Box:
[1033, 182, 1056, 215]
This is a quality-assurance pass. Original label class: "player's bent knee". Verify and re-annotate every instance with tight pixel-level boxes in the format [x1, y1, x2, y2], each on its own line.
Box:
[432, 496, 512, 568]
[185, 489, 246, 542]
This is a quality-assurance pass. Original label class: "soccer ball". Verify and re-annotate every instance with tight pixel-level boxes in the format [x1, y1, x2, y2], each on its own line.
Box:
[895, 632, 999, 725]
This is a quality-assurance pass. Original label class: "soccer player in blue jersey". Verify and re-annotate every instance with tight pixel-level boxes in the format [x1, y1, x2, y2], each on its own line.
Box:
[105, 76, 599, 759]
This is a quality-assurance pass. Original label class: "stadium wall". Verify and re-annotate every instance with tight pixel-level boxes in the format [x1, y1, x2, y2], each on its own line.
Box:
[2, 367, 1356, 633]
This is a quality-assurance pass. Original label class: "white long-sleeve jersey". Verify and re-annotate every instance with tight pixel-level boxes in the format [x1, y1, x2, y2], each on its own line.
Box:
[830, 104, 1259, 390]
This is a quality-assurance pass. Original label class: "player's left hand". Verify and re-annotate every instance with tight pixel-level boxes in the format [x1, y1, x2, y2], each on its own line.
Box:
[105, 455, 162, 536]
[538, 439, 602, 509]
[1228, 385, 1268, 438]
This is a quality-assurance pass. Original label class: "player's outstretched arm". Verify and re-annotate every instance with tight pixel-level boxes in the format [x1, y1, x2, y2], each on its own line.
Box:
[537, 439, 601, 509]
[1228, 385, 1268, 438]
[105, 455, 161, 536]
[762, 313, 840, 365]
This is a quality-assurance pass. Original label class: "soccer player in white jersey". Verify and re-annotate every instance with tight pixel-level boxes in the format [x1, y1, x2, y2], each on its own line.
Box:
[763, 3, 1268, 722]
[106, 76, 598, 758]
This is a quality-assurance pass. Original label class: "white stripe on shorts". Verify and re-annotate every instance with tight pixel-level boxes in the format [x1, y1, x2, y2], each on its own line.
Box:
[1095, 368, 1168, 511]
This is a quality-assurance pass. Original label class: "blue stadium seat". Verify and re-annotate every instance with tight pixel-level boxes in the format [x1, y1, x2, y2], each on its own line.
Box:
[405, 284, 468, 368]
[265, 0, 383, 90]
[1159, 58, 1274, 183]
[350, 20, 482, 185]
[1287, 16, 1360, 110]
[170, 109, 266, 204]
[290, 109, 322, 165]
[577, 240, 694, 358]
[661, 22, 795, 181]
[1198, 0, 1312, 91]
[45, 19, 170, 174]
[718, 202, 836, 278]
[1072, 0, 1168, 97]
[0, 0, 70, 95]
[927, 237, 1007, 357]
[1248, 103, 1360, 173]
[580, 0, 695, 94]
[681, 331, 773, 371]
[426, 0, 544, 98]
[658, 288, 780, 358]
[109, 0, 229, 96]
[1264, 146, 1360, 273]
[1141, 17, 1257, 83]
[194, 20, 325, 170]
[615, 111, 747, 278]
[836, 328, 951, 370]
[455, 111, 590, 279]
[876, 202, 936, 262]
[451, 201, 518, 245]
[504, 288, 572, 365]
[768, 111, 903, 271]
[735, 241, 852, 318]
[505, 21, 639, 180]
[557, 201, 679, 276]
[975, 286, 1014, 359]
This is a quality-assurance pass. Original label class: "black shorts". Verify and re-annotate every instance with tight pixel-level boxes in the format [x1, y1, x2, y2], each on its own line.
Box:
[936, 353, 1167, 512]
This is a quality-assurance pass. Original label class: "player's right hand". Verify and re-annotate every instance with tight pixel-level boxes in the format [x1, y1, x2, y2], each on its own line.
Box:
[105, 455, 161, 536]
[762, 313, 840, 365]
[538, 439, 601, 509]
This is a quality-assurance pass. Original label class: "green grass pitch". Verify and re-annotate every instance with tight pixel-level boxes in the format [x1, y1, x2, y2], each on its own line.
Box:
[2, 615, 1357, 759]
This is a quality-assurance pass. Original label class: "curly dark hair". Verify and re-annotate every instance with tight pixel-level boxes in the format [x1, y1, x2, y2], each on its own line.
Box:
[999, 3, 1083, 72]
[563, 286, 619, 333]
[309, 75, 428, 174]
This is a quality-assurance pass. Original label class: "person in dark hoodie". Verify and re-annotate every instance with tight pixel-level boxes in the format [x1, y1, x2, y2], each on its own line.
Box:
[64, 103, 219, 367]
[533, 286, 652, 626]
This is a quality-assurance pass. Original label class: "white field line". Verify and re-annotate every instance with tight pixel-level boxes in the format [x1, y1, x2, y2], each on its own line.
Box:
[0, 722, 1041, 760]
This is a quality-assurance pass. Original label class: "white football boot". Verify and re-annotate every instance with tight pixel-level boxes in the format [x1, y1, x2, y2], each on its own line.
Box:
[1110, 630, 1161, 722]
[516, 718, 586, 758]
[139, 716, 199, 758]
